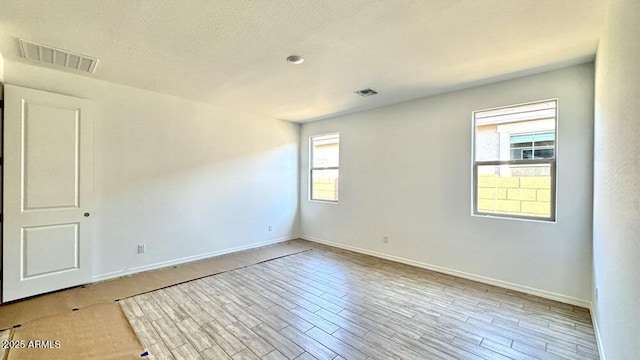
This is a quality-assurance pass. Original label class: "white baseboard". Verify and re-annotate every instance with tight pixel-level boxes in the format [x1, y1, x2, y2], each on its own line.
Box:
[302, 235, 591, 308]
[591, 304, 606, 360]
[92, 235, 299, 282]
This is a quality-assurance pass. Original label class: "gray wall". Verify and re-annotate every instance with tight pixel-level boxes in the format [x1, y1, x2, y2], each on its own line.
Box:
[301, 64, 594, 305]
[593, 0, 640, 358]
[3, 60, 300, 282]
[0, 52, 3, 296]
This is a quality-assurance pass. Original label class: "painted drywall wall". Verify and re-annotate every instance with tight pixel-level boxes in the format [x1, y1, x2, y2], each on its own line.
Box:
[0, 52, 3, 296]
[0, 51, 4, 82]
[301, 64, 594, 305]
[3, 60, 299, 281]
[592, 0, 640, 358]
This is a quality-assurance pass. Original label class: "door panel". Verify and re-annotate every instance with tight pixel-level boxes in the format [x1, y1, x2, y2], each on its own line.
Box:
[24, 102, 80, 210]
[22, 223, 79, 279]
[3, 84, 93, 302]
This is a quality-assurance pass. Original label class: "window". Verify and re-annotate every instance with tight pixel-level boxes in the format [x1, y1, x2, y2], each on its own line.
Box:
[473, 100, 557, 221]
[310, 133, 340, 202]
[510, 132, 555, 160]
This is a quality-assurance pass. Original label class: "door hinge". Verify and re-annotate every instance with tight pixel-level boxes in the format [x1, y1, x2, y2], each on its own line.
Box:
[0, 214, 3, 223]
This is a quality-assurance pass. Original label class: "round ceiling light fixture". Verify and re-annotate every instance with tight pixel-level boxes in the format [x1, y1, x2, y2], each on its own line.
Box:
[286, 55, 304, 64]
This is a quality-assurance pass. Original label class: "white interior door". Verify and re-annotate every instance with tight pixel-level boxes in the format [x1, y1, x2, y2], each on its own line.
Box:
[2, 84, 94, 302]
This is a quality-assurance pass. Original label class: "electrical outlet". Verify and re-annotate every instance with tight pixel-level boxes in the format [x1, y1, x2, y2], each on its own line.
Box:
[137, 244, 145, 254]
[383, 235, 389, 244]
[268, 224, 273, 232]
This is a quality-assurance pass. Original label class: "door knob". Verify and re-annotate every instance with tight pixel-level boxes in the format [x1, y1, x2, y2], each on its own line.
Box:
[84, 212, 90, 217]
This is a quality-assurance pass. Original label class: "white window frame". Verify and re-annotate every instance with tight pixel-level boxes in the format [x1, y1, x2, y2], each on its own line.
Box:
[508, 131, 555, 160]
[472, 99, 558, 222]
[309, 133, 340, 203]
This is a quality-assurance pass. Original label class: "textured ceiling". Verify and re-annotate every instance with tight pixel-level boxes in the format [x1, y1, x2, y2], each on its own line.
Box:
[0, 0, 607, 122]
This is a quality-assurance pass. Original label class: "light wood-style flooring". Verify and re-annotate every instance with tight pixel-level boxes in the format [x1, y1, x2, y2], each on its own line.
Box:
[121, 243, 599, 360]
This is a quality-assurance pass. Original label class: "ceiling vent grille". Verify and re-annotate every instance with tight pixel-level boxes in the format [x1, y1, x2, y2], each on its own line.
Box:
[354, 88, 379, 97]
[19, 39, 98, 74]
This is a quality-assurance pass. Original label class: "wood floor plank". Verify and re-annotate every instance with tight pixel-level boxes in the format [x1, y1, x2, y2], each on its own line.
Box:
[201, 345, 232, 360]
[263, 304, 314, 333]
[314, 308, 369, 337]
[259, 289, 298, 311]
[267, 287, 322, 313]
[129, 316, 163, 347]
[222, 300, 262, 328]
[547, 342, 590, 360]
[119, 297, 145, 319]
[511, 340, 567, 360]
[449, 337, 513, 360]
[171, 342, 203, 360]
[305, 327, 369, 360]
[202, 319, 247, 356]
[479, 338, 538, 360]
[157, 298, 190, 323]
[246, 304, 290, 331]
[337, 309, 396, 338]
[232, 348, 261, 360]
[357, 309, 424, 340]
[386, 332, 459, 360]
[262, 350, 289, 360]
[363, 329, 435, 360]
[182, 282, 213, 304]
[435, 313, 513, 347]
[319, 293, 368, 315]
[299, 291, 344, 314]
[279, 325, 337, 360]
[252, 323, 305, 359]
[177, 300, 213, 326]
[151, 317, 188, 350]
[260, 266, 325, 297]
[175, 318, 215, 352]
[147, 341, 176, 360]
[293, 353, 319, 360]
[226, 321, 275, 357]
[578, 344, 602, 359]
[121, 242, 599, 360]
[331, 328, 402, 360]
[200, 299, 239, 326]
[290, 306, 339, 334]
[135, 293, 166, 321]
[163, 285, 194, 305]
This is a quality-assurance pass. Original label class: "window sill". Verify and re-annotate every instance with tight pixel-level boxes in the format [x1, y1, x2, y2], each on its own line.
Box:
[471, 213, 556, 224]
[308, 199, 339, 204]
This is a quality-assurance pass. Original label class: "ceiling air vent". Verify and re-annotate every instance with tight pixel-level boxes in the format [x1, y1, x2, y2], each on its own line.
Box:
[19, 39, 98, 74]
[354, 88, 379, 97]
